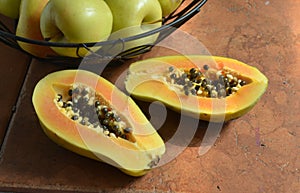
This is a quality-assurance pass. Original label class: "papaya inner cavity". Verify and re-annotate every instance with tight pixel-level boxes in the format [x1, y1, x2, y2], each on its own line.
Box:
[53, 83, 135, 142]
[166, 64, 250, 98]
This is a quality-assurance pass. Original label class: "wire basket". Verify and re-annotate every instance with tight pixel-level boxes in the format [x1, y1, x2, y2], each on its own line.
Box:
[0, 0, 207, 67]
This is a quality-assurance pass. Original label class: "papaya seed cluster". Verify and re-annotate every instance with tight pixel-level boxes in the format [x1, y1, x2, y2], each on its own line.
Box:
[167, 64, 247, 98]
[54, 84, 133, 141]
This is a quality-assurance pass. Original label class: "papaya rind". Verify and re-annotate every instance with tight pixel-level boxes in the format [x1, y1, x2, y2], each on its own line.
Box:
[32, 69, 165, 176]
[39, 120, 149, 176]
[125, 55, 268, 122]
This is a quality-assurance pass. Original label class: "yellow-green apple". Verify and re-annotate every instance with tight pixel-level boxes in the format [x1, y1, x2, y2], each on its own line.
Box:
[16, 0, 55, 57]
[157, 0, 182, 17]
[40, 0, 113, 58]
[104, 0, 162, 53]
[0, 0, 21, 19]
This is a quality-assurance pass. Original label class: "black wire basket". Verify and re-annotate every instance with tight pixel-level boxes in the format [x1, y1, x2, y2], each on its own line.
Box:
[0, 0, 207, 67]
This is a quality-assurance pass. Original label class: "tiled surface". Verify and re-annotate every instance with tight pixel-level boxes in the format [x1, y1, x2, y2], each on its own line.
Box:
[0, 15, 31, 144]
[0, 0, 299, 192]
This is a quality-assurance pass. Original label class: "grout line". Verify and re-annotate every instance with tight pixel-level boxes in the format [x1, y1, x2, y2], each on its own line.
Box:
[0, 57, 33, 153]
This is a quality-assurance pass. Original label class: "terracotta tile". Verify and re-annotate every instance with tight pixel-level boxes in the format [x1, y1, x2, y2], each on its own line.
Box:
[0, 0, 299, 192]
[0, 15, 31, 145]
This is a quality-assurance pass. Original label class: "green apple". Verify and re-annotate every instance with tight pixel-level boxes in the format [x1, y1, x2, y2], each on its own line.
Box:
[0, 0, 21, 19]
[16, 0, 56, 58]
[104, 0, 162, 53]
[157, 0, 183, 17]
[40, 0, 113, 58]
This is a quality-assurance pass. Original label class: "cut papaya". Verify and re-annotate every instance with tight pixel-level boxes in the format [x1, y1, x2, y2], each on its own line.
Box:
[125, 55, 268, 122]
[32, 70, 165, 176]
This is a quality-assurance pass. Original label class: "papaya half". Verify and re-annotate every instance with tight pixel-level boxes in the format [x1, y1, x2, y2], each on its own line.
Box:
[125, 55, 268, 122]
[32, 70, 165, 176]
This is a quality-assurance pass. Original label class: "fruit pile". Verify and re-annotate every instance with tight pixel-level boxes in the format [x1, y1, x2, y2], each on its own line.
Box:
[0, 0, 183, 58]
[31, 55, 268, 176]
[2, 0, 269, 178]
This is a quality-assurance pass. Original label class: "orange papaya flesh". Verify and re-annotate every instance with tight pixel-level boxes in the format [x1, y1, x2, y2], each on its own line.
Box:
[32, 70, 165, 176]
[125, 55, 268, 122]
